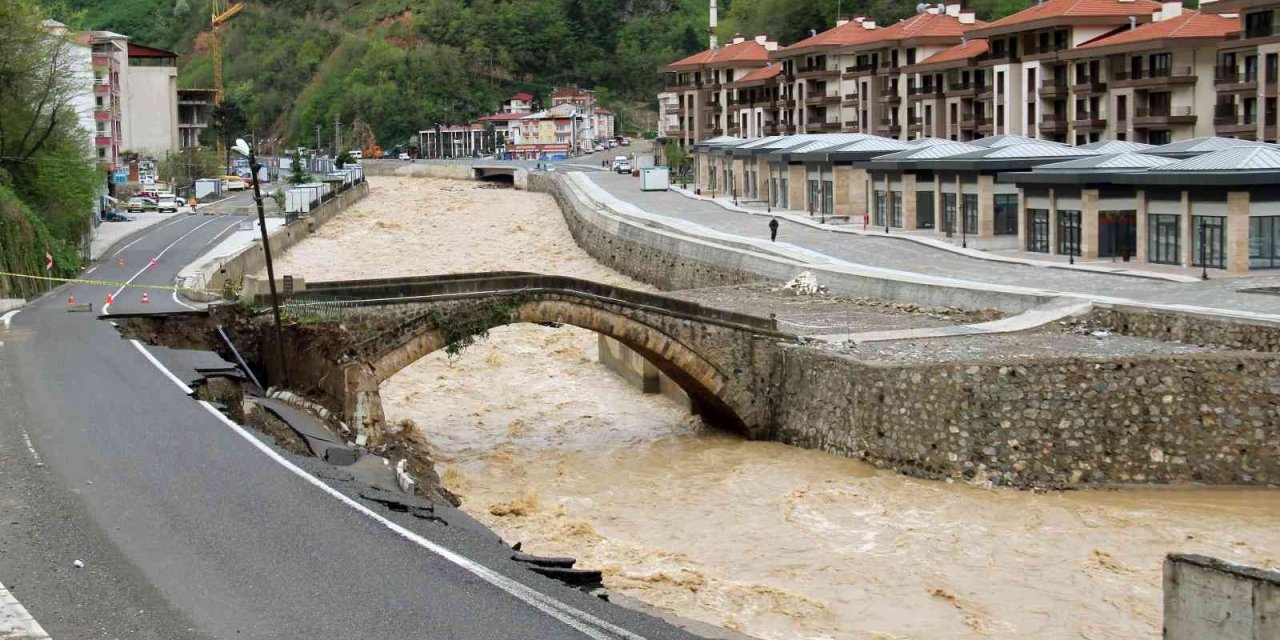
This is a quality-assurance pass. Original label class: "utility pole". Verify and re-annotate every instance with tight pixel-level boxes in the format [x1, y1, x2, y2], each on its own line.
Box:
[334, 114, 341, 155]
[315, 124, 321, 156]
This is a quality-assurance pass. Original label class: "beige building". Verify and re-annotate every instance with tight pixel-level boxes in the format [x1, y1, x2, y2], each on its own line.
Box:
[122, 42, 180, 155]
[660, 35, 780, 146]
[1208, 0, 1280, 142]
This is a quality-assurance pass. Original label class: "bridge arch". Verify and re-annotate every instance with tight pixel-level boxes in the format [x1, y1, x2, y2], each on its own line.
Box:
[369, 297, 748, 433]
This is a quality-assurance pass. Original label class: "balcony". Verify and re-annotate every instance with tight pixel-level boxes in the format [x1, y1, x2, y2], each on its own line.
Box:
[805, 94, 841, 106]
[908, 85, 943, 101]
[874, 118, 902, 136]
[959, 113, 977, 130]
[796, 66, 840, 80]
[778, 98, 797, 108]
[948, 82, 975, 98]
[810, 120, 842, 132]
[843, 92, 860, 107]
[878, 92, 902, 106]
[1244, 22, 1280, 40]
[1040, 116, 1069, 133]
[1134, 105, 1197, 127]
[1071, 112, 1106, 129]
[843, 63, 877, 79]
[91, 54, 114, 68]
[907, 118, 925, 134]
[1215, 66, 1259, 92]
[664, 81, 700, 92]
[1214, 104, 1257, 134]
[1023, 43, 1068, 59]
[844, 120, 859, 129]
[94, 83, 111, 95]
[975, 84, 993, 99]
[1070, 79, 1108, 95]
[1039, 77, 1069, 98]
[1112, 66, 1196, 88]
[94, 135, 113, 147]
[976, 117, 994, 134]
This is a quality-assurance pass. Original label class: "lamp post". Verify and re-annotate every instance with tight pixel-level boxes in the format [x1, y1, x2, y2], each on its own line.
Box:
[960, 205, 967, 249]
[234, 138, 286, 386]
[1068, 218, 1075, 265]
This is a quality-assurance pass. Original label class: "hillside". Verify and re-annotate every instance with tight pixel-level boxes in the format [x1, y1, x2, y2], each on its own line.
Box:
[47, 0, 1040, 148]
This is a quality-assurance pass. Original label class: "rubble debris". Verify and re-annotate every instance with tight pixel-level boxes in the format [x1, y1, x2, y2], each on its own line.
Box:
[776, 271, 825, 296]
[528, 565, 603, 588]
[512, 552, 576, 568]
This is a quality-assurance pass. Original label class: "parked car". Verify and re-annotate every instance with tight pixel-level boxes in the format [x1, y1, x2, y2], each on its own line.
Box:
[222, 175, 247, 191]
[621, 138, 631, 146]
[398, 152, 412, 161]
[126, 197, 157, 213]
[156, 195, 180, 213]
[350, 149, 363, 160]
[615, 161, 632, 174]
[103, 209, 135, 222]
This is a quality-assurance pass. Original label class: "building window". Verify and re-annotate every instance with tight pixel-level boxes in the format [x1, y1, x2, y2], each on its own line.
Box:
[822, 180, 834, 216]
[1143, 213, 1180, 265]
[1193, 215, 1227, 269]
[1027, 209, 1049, 252]
[808, 179, 820, 213]
[962, 193, 978, 235]
[942, 193, 957, 234]
[891, 191, 902, 227]
[874, 190, 887, 226]
[779, 176, 788, 208]
[1099, 210, 1138, 259]
[917, 191, 935, 229]
[993, 194, 1018, 235]
[1057, 209, 1081, 257]
[1249, 216, 1280, 269]
[1148, 130, 1172, 145]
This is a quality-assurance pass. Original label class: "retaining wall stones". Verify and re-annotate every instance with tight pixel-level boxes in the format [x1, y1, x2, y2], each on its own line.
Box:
[1088, 303, 1280, 352]
[770, 345, 1280, 486]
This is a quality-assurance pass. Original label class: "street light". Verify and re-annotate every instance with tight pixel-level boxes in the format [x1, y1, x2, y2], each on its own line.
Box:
[234, 137, 287, 386]
[1200, 218, 1209, 280]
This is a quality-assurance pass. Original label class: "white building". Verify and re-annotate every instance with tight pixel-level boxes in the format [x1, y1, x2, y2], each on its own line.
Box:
[121, 42, 180, 155]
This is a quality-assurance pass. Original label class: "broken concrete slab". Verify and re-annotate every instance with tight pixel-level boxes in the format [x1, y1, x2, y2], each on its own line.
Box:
[512, 552, 576, 568]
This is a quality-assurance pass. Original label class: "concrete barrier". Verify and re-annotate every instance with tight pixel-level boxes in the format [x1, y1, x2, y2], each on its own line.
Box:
[1164, 554, 1280, 640]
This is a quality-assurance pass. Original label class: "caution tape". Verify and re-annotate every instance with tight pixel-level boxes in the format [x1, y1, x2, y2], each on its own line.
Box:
[0, 271, 219, 294]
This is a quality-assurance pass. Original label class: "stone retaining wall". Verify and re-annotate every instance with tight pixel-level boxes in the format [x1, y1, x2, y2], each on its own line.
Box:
[1088, 303, 1280, 352]
[770, 345, 1280, 486]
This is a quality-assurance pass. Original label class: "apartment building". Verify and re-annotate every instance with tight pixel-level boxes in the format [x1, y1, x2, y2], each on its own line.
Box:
[177, 88, 215, 149]
[901, 38, 990, 141]
[660, 35, 780, 146]
[1207, 0, 1280, 142]
[961, 0, 1165, 141]
[765, 16, 880, 136]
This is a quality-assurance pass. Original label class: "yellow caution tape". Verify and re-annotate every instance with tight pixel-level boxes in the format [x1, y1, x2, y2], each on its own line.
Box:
[0, 271, 220, 294]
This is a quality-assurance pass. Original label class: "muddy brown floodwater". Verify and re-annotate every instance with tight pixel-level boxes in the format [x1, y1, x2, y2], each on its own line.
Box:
[272, 176, 1280, 640]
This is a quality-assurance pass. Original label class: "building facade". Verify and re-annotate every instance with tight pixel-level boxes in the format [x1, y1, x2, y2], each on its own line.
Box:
[122, 43, 180, 155]
[661, 35, 780, 146]
[177, 88, 214, 149]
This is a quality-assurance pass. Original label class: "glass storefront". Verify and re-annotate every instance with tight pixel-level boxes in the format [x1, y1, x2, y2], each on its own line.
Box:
[962, 194, 978, 235]
[1057, 210, 1081, 257]
[1250, 216, 1280, 269]
[917, 191, 935, 229]
[1098, 210, 1137, 259]
[942, 193, 957, 234]
[822, 180, 834, 216]
[994, 194, 1018, 235]
[807, 179, 820, 214]
[873, 190, 887, 226]
[891, 191, 903, 227]
[1147, 214, 1181, 265]
[1192, 215, 1226, 269]
[1027, 209, 1049, 253]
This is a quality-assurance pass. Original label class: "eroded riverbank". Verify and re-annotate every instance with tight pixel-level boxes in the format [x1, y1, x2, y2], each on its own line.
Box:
[269, 175, 1280, 640]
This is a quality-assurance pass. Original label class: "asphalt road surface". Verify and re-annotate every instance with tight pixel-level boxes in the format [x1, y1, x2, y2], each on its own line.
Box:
[0, 201, 705, 639]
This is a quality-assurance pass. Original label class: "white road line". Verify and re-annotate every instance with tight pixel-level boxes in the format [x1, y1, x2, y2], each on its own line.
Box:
[132, 342, 648, 640]
[1, 310, 18, 328]
[20, 430, 42, 467]
[110, 214, 190, 258]
[0, 579, 51, 639]
[171, 289, 196, 311]
[104, 217, 225, 315]
[85, 266, 98, 275]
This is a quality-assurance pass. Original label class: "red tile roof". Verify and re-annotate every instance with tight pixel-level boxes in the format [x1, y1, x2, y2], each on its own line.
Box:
[509, 92, 533, 102]
[477, 112, 526, 122]
[663, 39, 772, 71]
[733, 63, 782, 84]
[871, 11, 987, 43]
[781, 19, 882, 53]
[552, 86, 592, 98]
[970, 0, 1162, 36]
[128, 42, 178, 58]
[907, 38, 989, 69]
[1075, 11, 1238, 50]
[595, 108, 614, 115]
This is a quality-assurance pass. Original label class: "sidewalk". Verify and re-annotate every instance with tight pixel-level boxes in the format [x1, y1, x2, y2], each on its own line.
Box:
[177, 217, 286, 293]
[89, 211, 184, 260]
[577, 172, 1280, 318]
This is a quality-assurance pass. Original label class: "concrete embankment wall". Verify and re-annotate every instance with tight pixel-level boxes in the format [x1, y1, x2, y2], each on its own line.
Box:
[363, 161, 529, 189]
[1164, 554, 1280, 640]
[770, 345, 1280, 486]
[526, 172, 1049, 313]
[201, 184, 370, 296]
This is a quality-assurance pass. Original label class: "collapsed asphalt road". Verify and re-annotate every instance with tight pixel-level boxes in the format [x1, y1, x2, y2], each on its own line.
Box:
[0, 209, 709, 639]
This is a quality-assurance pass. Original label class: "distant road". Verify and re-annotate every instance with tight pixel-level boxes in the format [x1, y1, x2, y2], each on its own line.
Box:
[0, 201, 702, 638]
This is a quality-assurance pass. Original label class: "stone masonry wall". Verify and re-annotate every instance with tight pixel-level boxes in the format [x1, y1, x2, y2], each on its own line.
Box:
[1088, 303, 1280, 352]
[771, 344, 1280, 486]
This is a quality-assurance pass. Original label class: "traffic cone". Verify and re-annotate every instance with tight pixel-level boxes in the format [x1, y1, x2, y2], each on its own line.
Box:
[140, 292, 150, 304]
[106, 292, 113, 305]
[67, 293, 75, 305]
[118, 257, 125, 268]
[148, 258, 157, 269]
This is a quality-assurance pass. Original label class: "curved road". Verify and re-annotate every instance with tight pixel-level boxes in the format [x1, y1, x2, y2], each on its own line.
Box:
[0, 206, 702, 639]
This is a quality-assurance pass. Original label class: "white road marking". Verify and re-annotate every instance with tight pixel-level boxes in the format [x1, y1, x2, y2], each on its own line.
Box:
[1, 310, 18, 328]
[20, 429, 42, 467]
[110, 214, 190, 258]
[171, 290, 196, 311]
[85, 266, 98, 275]
[104, 217, 225, 315]
[132, 342, 648, 640]
[0, 579, 51, 639]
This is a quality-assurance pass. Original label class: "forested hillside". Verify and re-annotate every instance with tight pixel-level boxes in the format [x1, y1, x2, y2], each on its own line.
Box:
[46, 0, 1041, 148]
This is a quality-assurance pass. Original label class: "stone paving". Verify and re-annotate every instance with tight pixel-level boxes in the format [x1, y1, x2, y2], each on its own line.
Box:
[584, 172, 1280, 317]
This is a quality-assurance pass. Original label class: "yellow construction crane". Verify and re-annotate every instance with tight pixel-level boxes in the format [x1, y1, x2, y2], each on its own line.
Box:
[211, 0, 245, 107]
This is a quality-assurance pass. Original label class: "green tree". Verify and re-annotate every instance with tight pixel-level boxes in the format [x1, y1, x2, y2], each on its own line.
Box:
[287, 151, 310, 185]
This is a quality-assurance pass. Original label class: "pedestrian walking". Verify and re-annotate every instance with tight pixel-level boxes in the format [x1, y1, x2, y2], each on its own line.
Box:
[769, 217, 779, 242]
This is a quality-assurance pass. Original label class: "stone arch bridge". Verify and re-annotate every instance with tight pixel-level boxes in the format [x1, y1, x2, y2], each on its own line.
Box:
[262, 273, 793, 442]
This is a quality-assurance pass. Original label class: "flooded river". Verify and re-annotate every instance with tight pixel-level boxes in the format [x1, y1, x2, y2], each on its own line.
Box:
[276, 176, 1280, 640]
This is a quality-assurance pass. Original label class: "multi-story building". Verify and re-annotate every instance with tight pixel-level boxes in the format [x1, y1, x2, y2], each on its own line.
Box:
[419, 124, 487, 158]
[1206, 0, 1280, 142]
[595, 108, 616, 139]
[660, 35, 780, 146]
[657, 91, 681, 139]
[83, 30, 127, 171]
[773, 6, 982, 140]
[901, 38, 991, 142]
[1061, 8, 1238, 145]
[962, 0, 1165, 141]
[502, 92, 534, 114]
[42, 20, 97, 160]
[177, 88, 215, 149]
[122, 43, 180, 154]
